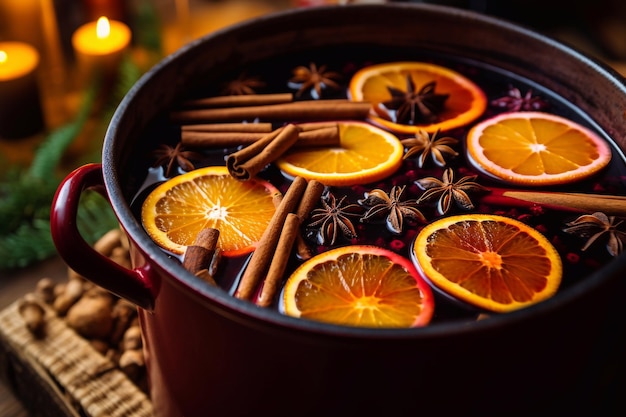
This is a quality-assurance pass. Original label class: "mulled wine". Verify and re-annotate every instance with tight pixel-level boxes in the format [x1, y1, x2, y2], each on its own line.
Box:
[130, 44, 626, 326]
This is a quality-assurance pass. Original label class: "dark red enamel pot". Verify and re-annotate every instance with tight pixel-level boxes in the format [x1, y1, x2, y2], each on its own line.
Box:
[51, 4, 626, 416]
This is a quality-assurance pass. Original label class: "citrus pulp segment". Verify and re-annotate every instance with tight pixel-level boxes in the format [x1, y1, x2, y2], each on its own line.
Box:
[275, 121, 404, 186]
[411, 214, 562, 313]
[281, 245, 434, 328]
[466, 111, 612, 186]
[141, 166, 279, 256]
[348, 61, 487, 134]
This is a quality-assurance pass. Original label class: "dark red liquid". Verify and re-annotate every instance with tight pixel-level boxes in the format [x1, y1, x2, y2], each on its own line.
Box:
[130, 45, 626, 324]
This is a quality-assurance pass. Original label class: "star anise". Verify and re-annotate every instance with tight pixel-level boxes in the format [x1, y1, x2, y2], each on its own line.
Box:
[491, 85, 549, 112]
[289, 62, 341, 99]
[401, 128, 459, 168]
[416, 168, 488, 215]
[562, 212, 626, 257]
[359, 185, 426, 235]
[150, 142, 203, 177]
[382, 76, 449, 125]
[221, 72, 266, 95]
[308, 192, 362, 245]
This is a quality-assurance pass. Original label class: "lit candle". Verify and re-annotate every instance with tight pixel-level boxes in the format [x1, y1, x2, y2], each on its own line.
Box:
[0, 41, 44, 139]
[71, 16, 131, 84]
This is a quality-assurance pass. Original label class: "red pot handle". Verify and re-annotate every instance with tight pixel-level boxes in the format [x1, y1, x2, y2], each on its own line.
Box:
[51, 163, 155, 311]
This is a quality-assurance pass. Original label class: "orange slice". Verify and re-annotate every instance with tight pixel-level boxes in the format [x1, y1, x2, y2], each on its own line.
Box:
[141, 166, 279, 256]
[281, 245, 434, 328]
[466, 111, 612, 186]
[411, 214, 562, 313]
[348, 61, 487, 134]
[275, 121, 404, 186]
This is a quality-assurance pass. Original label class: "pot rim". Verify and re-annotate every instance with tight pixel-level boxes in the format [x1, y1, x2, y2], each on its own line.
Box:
[103, 2, 626, 340]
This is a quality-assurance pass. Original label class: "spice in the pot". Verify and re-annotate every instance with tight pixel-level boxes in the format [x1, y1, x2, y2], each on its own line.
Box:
[415, 167, 488, 215]
[400, 128, 459, 168]
[288, 62, 342, 98]
[182, 227, 220, 277]
[347, 61, 487, 134]
[358, 185, 426, 234]
[490, 85, 550, 112]
[150, 142, 203, 178]
[563, 212, 626, 256]
[170, 98, 371, 124]
[307, 191, 362, 245]
[220, 72, 266, 95]
[234, 176, 308, 302]
[382, 78, 449, 124]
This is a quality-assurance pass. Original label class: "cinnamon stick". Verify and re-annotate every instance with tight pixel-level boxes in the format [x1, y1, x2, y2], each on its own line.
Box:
[182, 124, 340, 149]
[207, 248, 222, 279]
[482, 188, 626, 216]
[170, 100, 371, 123]
[182, 131, 268, 147]
[227, 124, 299, 181]
[295, 180, 325, 260]
[195, 269, 218, 286]
[183, 228, 220, 276]
[181, 122, 334, 133]
[294, 125, 340, 148]
[234, 176, 308, 300]
[256, 213, 301, 307]
[296, 180, 325, 220]
[256, 181, 325, 305]
[296, 122, 342, 131]
[181, 122, 273, 132]
[182, 93, 293, 108]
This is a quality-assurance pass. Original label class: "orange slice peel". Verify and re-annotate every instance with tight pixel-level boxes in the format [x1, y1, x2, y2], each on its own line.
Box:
[276, 121, 404, 186]
[348, 61, 487, 134]
[466, 111, 612, 186]
[411, 214, 562, 313]
[281, 245, 434, 328]
[141, 166, 279, 256]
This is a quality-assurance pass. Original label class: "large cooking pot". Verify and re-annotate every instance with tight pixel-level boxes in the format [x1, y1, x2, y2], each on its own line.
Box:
[51, 4, 626, 416]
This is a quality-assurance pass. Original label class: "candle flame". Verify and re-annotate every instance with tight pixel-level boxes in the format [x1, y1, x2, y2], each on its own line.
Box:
[96, 16, 111, 39]
[0, 51, 6, 64]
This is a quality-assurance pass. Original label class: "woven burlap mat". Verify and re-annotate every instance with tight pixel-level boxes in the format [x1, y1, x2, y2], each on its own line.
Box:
[0, 300, 153, 417]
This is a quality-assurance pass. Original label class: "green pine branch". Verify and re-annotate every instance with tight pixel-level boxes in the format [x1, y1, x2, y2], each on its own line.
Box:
[0, 219, 57, 270]
[0, 56, 143, 272]
[28, 84, 96, 180]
